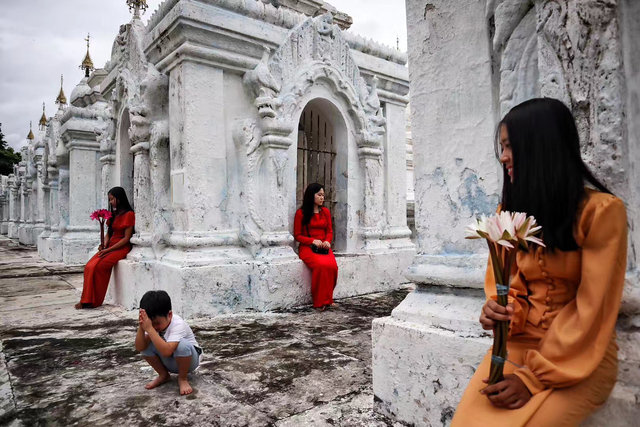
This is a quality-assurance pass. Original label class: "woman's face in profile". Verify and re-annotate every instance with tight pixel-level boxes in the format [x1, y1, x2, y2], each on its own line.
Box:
[314, 188, 325, 207]
[499, 125, 513, 183]
[108, 193, 117, 209]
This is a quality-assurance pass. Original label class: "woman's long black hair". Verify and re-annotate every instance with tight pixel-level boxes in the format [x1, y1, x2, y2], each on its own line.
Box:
[498, 98, 611, 251]
[107, 186, 134, 237]
[301, 183, 324, 227]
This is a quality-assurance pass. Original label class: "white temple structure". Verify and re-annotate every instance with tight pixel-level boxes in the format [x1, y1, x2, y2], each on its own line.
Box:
[372, 0, 640, 425]
[1, 0, 414, 317]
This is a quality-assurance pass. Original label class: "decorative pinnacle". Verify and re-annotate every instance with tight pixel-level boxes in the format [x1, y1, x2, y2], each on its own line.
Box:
[39, 102, 47, 130]
[27, 121, 35, 140]
[127, 0, 148, 18]
[80, 33, 95, 77]
[56, 74, 67, 105]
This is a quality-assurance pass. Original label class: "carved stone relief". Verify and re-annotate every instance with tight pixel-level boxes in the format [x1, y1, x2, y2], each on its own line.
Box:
[490, 0, 625, 192]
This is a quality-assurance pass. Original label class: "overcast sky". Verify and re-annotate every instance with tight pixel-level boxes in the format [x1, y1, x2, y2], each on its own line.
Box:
[0, 0, 406, 151]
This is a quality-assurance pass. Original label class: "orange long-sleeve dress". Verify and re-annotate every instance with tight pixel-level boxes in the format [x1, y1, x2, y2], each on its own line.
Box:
[452, 189, 627, 427]
[294, 207, 338, 308]
[80, 211, 135, 308]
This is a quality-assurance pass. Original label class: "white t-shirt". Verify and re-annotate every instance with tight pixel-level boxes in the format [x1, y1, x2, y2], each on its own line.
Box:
[160, 314, 199, 348]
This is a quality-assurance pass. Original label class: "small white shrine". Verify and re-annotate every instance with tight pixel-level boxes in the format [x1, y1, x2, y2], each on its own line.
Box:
[1, 0, 414, 316]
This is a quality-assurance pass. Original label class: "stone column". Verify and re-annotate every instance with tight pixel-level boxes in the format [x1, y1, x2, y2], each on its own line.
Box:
[7, 176, 18, 237]
[129, 141, 152, 249]
[57, 166, 70, 236]
[33, 165, 46, 240]
[48, 172, 59, 234]
[357, 144, 385, 250]
[372, 0, 497, 425]
[18, 177, 32, 244]
[0, 176, 8, 234]
[165, 61, 243, 264]
[381, 101, 413, 242]
[99, 152, 115, 208]
[255, 135, 296, 256]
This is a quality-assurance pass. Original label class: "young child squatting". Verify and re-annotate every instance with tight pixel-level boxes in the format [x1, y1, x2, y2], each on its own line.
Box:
[135, 290, 202, 395]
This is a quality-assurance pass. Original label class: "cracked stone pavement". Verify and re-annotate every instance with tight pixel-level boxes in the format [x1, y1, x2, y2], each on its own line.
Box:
[0, 236, 411, 426]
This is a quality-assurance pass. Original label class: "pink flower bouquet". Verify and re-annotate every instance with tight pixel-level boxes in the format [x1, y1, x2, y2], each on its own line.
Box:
[90, 209, 112, 248]
[466, 211, 544, 384]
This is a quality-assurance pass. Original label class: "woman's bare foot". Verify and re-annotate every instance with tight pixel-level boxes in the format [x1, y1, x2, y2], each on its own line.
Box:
[145, 374, 170, 390]
[74, 302, 82, 309]
[178, 377, 193, 395]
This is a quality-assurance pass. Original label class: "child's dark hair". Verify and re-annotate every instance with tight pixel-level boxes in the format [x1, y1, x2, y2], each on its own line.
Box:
[139, 290, 172, 319]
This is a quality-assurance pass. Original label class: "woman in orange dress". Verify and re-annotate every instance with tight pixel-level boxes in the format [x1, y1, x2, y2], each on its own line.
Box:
[75, 186, 135, 309]
[452, 98, 627, 426]
[294, 183, 338, 309]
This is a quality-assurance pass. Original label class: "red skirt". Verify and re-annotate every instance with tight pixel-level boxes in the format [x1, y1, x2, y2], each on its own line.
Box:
[80, 240, 131, 308]
[299, 246, 338, 307]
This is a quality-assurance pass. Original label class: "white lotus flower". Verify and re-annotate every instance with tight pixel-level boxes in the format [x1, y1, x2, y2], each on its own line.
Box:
[466, 211, 544, 249]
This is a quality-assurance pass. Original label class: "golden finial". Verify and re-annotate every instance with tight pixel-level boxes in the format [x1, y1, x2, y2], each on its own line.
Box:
[80, 33, 95, 77]
[127, 0, 148, 18]
[39, 102, 47, 130]
[27, 121, 35, 140]
[56, 74, 67, 105]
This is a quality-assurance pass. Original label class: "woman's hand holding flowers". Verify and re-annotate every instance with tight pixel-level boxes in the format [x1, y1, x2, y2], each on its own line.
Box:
[480, 300, 513, 330]
[481, 374, 531, 409]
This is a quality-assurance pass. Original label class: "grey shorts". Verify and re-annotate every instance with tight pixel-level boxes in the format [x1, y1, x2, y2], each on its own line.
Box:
[141, 338, 201, 373]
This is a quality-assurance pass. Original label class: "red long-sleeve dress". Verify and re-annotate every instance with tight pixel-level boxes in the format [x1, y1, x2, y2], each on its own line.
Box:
[80, 211, 135, 308]
[294, 207, 338, 308]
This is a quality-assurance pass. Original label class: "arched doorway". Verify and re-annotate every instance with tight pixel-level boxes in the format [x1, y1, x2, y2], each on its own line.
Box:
[296, 98, 348, 252]
[115, 108, 134, 206]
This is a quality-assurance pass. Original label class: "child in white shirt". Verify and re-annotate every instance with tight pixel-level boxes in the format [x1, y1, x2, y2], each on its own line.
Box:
[135, 290, 202, 395]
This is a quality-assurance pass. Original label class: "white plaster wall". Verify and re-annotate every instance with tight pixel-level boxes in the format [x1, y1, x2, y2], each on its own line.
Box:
[410, 0, 499, 258]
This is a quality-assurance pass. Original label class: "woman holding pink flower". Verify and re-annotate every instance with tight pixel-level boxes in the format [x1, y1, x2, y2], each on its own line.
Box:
[452, 98, 627, 426]
[75, 187, 135, 309]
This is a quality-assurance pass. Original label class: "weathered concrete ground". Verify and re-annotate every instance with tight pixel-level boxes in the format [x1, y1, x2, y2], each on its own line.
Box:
[0, 237, 411, 426]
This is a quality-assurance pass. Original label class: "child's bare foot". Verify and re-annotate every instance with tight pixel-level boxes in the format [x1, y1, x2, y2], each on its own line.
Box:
[178, 377, 193, 395]
[145, 374, 170, 390]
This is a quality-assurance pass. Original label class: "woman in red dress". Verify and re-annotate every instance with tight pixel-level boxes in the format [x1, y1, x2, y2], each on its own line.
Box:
[294, 183, 338, 309]
[75, 186, 135, 309]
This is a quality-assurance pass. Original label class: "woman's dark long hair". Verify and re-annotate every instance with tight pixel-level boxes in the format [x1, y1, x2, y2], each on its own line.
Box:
[107, 186, 134, 237]
[301, 183, 324, 227]
[498, 98, 611, 251]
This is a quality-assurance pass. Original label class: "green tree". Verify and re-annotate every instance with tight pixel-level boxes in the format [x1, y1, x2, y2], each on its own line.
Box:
[0, 123, 22, 175]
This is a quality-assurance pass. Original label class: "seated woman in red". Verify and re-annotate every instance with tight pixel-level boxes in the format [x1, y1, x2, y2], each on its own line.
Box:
[294, 183, 338, 310]
[75, 186, 135, 309]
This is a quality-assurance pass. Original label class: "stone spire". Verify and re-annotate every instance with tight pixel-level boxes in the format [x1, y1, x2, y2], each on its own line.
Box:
[80, 33, 95, 77]
[127, 0, 148, 19]
[39, 103, 47, 131]
[55, 74, 67, 106]
[27, 121, 34, 140]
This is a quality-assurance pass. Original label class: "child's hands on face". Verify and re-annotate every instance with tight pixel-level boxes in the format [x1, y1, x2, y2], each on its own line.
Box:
[139, 308, 153, 332]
